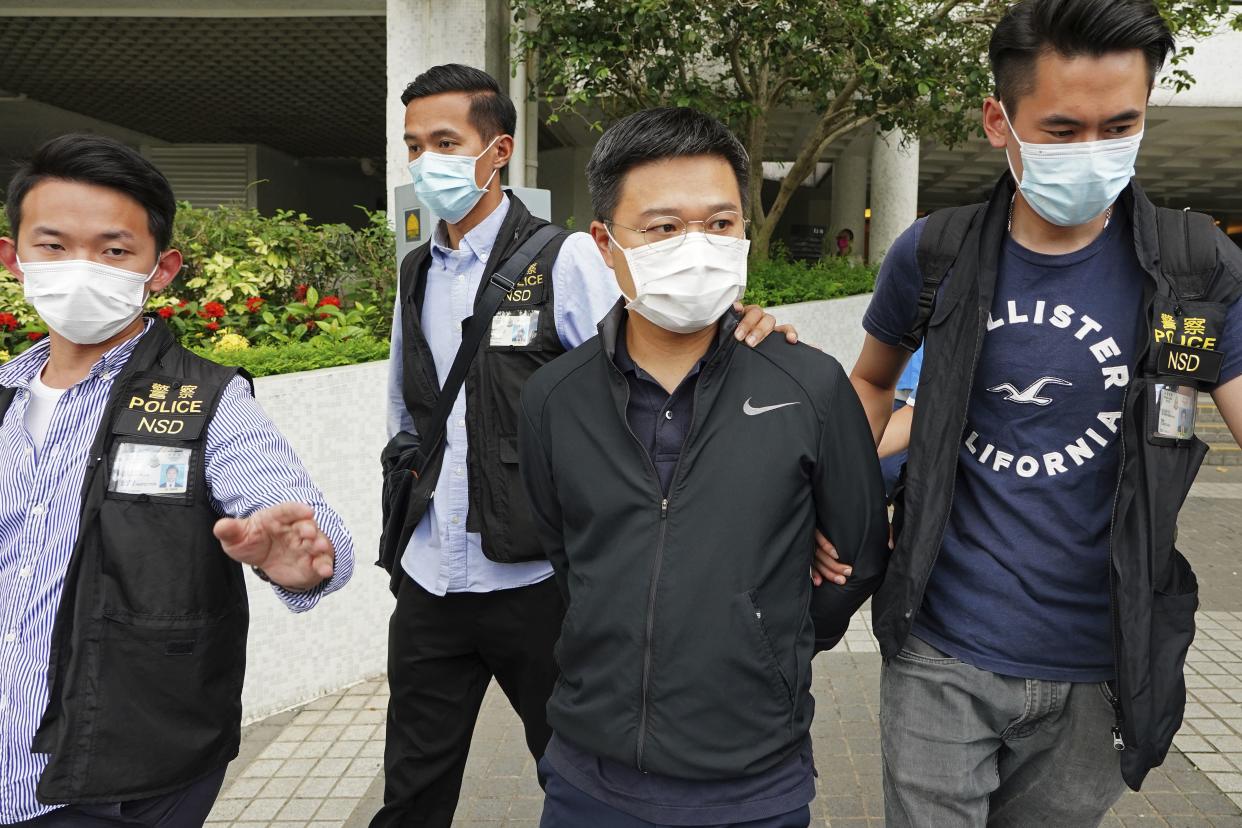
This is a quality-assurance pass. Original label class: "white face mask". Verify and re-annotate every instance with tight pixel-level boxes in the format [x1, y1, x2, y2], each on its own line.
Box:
[18, 256, 159, 345]
[610, 231, 749, 334]
[1001, 103, 1143, 227]
[407, 136, 501, 224]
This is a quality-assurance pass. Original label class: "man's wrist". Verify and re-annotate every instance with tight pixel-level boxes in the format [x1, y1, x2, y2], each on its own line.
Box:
[251, 565, 321, 594]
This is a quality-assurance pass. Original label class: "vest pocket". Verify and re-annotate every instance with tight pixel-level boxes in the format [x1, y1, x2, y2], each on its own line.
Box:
[1148, 556, 1198, 759]
[89, 607, 246, 793]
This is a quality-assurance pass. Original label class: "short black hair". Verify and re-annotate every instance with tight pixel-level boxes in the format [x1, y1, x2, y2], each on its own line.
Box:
[586, 107, 750, 221]
[990, 0, 1175, 113]
[6, 134, 177, 250]
[401, 63, 517, 141]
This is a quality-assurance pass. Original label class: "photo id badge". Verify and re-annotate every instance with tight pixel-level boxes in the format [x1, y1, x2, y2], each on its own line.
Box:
[1152, 383, 1198, 441]
[109, 442, 192, 496]
[490, 310, 540, 348]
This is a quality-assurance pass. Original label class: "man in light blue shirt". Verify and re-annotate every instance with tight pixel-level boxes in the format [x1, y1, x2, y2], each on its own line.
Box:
[376, 65, 794, 828]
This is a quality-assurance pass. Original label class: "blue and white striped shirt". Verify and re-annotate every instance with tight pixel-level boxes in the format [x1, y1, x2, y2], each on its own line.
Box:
[0, 321, 355, 823]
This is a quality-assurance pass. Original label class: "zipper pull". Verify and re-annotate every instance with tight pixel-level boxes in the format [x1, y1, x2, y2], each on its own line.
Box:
[1110, 694, 1126, 751]
[660, 498, 668, 519]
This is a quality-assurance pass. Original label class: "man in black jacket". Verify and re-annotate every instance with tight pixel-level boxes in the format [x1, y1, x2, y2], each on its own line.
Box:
[849, 1, 1242, 825]
[376, 65, 803, 828]
[519, 107, 890, 827]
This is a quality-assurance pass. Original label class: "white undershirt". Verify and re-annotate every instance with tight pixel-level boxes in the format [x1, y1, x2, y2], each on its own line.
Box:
[24, 372, 67, 454]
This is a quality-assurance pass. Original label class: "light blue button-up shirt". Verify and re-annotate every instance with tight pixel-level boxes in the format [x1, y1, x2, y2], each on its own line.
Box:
[387, 196, 619, 595]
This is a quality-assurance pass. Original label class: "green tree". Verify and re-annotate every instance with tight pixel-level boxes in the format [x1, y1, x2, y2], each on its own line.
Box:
[514, 0, 1238, 260]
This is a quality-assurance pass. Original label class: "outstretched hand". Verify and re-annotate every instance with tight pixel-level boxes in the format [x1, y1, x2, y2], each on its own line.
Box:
[214, 502, 334, 592]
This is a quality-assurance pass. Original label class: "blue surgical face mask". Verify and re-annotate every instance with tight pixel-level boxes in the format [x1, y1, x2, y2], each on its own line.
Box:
[1001, 104, 1143, 227]
[407, 136, 502, 224]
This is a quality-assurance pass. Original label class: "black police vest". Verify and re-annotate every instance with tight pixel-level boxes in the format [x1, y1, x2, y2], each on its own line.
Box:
[18, 319, 251, 804]
[876, 174, 1242, 790]
[398, 193, 569, 565]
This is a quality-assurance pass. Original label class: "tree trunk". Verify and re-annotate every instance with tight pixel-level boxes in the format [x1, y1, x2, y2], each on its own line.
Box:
[750, 215, 777, 261]
[749, 112, 874, 262]
[743, 107, 772, 262]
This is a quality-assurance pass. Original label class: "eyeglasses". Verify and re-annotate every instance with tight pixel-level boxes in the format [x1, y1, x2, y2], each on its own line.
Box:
[606, 210, 750, 249]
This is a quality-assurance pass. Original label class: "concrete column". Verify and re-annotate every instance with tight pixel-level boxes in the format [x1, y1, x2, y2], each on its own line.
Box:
[868, 127, 920, 265]
[509, 40, 528, 188]
[828, 140, 869, 261]
[524, 74, 540, 187]
[385, 0, 501, 218]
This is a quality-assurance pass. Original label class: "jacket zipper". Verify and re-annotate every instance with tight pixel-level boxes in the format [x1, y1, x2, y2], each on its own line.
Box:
[635, 496, 670, 771]
[612, 353, 714, 772]
[1106, 381, 1129, 752]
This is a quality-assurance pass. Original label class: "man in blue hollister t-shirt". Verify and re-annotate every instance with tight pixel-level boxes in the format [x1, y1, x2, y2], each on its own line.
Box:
[868, 208, 1152, 683]
[847, 0, 1242, 825]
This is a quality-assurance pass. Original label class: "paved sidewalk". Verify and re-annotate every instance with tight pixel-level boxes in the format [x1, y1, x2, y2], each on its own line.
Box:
[207, 474, 1242, 827]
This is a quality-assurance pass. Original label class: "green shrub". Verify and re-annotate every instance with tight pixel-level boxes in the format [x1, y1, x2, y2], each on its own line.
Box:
[744, 250, 877, 308]
[191, 336, 390, 378]
[0, 202, 396, 364]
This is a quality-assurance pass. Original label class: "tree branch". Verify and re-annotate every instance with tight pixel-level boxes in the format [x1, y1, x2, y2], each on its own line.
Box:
[768, 76, 801, 106]
[929, 0, 970, 24]
[730, 36, 754, 101]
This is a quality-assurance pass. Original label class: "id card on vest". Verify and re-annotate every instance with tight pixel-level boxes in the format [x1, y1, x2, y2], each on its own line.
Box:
[1145, 295, 1229, 443]
[107, 374, 207, 505]
[491, 260, 550, 350]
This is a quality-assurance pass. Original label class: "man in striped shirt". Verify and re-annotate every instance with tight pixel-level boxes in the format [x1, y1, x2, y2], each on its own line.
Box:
[0, 135, 355, 826]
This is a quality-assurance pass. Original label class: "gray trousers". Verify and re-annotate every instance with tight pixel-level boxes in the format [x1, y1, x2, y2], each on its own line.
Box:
[881, 636, 1128, 828]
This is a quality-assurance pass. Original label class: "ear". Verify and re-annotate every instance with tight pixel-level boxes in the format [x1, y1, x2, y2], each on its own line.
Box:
[0, 237, 21, 284]
[148, 249, 182, 294]
[589, 220, 616, 270]
[982, 97, 1010, 150]
[492, 135, 514, 171]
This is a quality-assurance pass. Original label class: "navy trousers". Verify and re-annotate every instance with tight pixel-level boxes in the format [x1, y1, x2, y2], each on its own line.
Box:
[12, 767, 226, 827]
[539, 760, 811, 828]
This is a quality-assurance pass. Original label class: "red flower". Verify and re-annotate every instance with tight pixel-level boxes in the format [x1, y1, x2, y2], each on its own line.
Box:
[27, 331, 44, 341]
[199, 301, 227, 319]
[245, 297, 266, 313]
[0, 312, 17, 332]
[157, 306, 175, 319]
[206, 321, 221, 332]
[177, 299, 188, 308]
[317, 295, 341, 308]
[294, 284, 308, 301]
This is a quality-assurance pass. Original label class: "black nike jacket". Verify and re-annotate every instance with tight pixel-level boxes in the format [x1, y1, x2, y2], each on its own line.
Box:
[517, 302, 890, 781]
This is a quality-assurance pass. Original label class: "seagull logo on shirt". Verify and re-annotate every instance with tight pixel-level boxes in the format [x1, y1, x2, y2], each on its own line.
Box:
[987, 376, 1073, 406]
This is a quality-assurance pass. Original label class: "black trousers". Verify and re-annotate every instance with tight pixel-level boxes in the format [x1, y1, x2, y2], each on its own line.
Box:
[12, 767, 226, 827]
[372, 573, 564, 828]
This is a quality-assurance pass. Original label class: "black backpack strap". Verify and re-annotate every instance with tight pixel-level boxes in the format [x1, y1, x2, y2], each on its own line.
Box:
[1155, 207, 1218, 301]
[900, 204, 984, 352]
[0, 386, 14, 426]
[413, 223, 565, 473]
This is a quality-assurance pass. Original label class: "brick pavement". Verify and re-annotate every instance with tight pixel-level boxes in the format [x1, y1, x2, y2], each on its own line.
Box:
[207, 475, 1242, 827]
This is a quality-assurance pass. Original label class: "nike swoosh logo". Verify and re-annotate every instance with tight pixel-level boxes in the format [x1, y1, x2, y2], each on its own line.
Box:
[743, 398, 801, 416]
